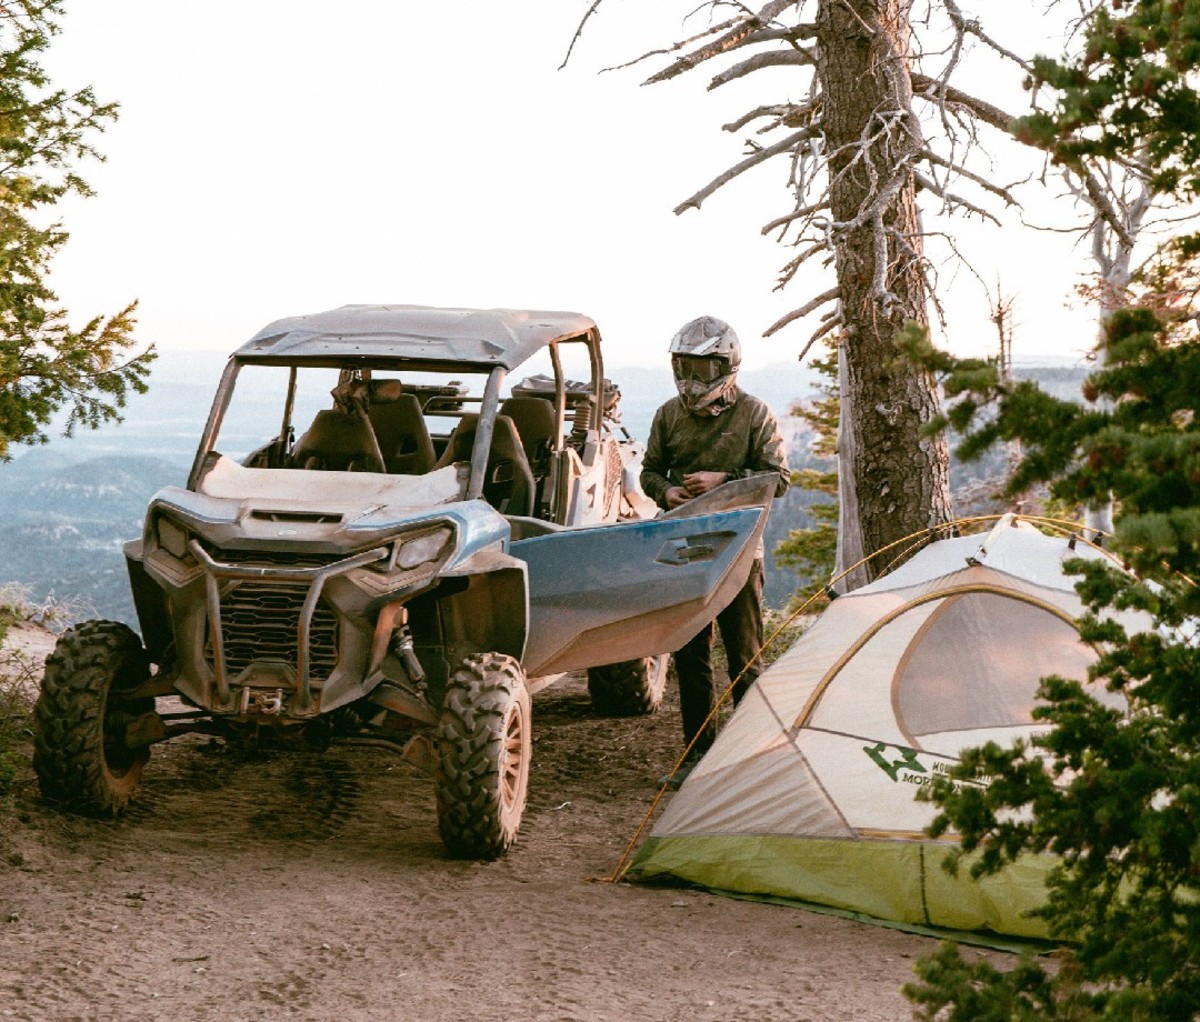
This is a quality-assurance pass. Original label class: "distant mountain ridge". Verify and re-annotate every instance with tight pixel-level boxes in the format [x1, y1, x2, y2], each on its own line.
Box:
[0, 349, 1089, 625]
[11, 353, 821, 474]
[0, 453, 181, 620]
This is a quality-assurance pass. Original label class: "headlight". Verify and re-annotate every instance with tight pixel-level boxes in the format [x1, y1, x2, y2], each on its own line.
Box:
[396, 527, 451, 570]
[157, 516, 191, 559]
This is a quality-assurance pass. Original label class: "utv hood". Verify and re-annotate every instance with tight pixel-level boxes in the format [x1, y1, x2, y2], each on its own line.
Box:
[146, 459, 509, 566]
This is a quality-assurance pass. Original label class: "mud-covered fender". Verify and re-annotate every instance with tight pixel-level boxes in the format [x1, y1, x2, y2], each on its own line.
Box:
[435, 545, 529, 665]
[123, 539, 173, 666]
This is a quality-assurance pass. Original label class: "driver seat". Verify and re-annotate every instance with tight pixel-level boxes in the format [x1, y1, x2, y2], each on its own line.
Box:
[292, 411, 380, 471]
[433, 413, 535, 515]
[367, 386, 436, 474]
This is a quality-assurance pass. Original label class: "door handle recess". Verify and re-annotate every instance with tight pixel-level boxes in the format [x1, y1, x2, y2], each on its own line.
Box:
[656, 530, 734, 566]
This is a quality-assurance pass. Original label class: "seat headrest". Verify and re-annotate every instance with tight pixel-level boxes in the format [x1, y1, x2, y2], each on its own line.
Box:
[369, 379, 404, 404]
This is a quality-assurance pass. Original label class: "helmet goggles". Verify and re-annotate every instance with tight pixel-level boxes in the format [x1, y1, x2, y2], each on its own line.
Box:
[671, 353, 730, 385]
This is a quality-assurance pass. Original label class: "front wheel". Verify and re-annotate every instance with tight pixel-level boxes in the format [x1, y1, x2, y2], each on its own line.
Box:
[33, 620, 156, 815]
[587, 654, 668, 717]
[435, 652, 531, 859]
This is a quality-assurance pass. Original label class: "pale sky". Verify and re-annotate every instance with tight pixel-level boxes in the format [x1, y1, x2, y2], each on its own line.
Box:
[40, 1, 1119, 372]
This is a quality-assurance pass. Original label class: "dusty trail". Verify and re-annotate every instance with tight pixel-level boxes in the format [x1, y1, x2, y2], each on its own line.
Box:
[1, 657, 1005, 1022]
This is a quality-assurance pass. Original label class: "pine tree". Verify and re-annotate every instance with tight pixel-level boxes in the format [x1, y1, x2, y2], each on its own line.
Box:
[898, 11, 1200, 1006]
[0, 1, 153, 461]
[902, 246, 1200, 1022]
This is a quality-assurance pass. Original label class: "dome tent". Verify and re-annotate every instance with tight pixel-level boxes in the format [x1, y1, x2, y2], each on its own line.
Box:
[626, 515, 1137, 940]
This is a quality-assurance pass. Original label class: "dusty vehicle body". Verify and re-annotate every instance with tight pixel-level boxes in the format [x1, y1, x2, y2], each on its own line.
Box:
[33, 305, 775, 857]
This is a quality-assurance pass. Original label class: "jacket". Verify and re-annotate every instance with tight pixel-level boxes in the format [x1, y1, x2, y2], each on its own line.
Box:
[640, 387, 790, 511]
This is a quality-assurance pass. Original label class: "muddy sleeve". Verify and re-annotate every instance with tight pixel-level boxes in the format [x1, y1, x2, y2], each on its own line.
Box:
[640, 405, 673, 510]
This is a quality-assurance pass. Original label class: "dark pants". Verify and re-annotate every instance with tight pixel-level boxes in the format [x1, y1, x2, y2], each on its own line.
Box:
[673, 559, 765, 754]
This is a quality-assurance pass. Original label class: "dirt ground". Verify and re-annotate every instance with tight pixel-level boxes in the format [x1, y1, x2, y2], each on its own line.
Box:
[0, 625, 1011, 1022]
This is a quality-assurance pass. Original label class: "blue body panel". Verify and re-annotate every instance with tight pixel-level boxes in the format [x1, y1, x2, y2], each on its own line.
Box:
[512, 506, 765, 676]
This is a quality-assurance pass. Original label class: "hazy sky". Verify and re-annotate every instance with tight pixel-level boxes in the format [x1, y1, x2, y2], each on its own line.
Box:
[41, 2, 1111, 371]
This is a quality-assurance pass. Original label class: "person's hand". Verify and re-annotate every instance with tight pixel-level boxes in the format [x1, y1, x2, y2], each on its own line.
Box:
[665, 485, 691, 509]
[682, 471, 728, 496]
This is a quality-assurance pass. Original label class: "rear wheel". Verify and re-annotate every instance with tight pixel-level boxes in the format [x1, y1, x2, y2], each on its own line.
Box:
[33, 620, 156, 815]
[587, 654, 668, 717]
[435, 652, 531, 859]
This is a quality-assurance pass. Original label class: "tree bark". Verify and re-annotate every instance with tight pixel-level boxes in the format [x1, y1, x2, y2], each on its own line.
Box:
[834, 337, 869, 591]
[816, 0, 951, 567]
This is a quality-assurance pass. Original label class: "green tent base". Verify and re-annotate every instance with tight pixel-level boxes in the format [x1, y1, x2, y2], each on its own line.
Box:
[626, 834, 1062, 954]
[622, 523, 1136, 951]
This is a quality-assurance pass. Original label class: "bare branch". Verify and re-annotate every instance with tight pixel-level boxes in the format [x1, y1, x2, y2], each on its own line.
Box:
[782, 285, 839, 319]
[642, 0, 801, 83]
[597, 16, 737, 75]
[724, 99, 819, 133]
[774, 240, 832, 288]
[913, 170, 1002, 224]
[910, 74, 1017, 132]
[762, 202, 831, 236]
[871, 212, 892, 304]
[1080, 169, 1137, 251]
[790, 312, 844, 357]
[826, 117, 924, 238]
[746, 0, 802, 24]
[673, 127, 818, 214]
[747, 24, 819, 45]
[764, 289, 840, 342]
[919, 148, 1020, 207]
[559, 0, 604, 71]
[942, 0, 1036, 76]
[707, 49, 815, 90]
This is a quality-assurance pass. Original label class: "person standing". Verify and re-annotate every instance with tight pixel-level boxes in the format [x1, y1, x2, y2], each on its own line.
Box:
[640, 316, 790, 782]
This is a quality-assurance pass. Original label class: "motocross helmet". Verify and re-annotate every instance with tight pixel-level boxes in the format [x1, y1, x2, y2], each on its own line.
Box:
[669, 316, 741, 414]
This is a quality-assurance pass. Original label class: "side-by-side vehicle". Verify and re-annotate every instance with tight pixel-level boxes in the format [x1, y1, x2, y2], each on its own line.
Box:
[33, 305, 775, 857]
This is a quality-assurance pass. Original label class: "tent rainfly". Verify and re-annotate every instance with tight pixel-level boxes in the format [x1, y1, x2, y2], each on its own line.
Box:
[626, 516, 1139, 940]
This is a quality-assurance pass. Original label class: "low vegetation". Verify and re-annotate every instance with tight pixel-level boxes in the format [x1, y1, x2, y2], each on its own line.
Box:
[0, 585, 69, 808]
[0, 590, 35, 803]
[0, 651, 35, 805]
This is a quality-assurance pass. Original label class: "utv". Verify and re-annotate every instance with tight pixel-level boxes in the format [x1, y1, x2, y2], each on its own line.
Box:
[33, 305, 774, 858]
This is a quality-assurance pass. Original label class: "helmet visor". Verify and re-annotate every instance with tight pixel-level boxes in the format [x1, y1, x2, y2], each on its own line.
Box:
[672, 354, 729, 384]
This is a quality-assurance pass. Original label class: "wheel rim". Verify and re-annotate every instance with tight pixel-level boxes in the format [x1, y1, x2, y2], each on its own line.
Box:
[500, 701, 527, 810]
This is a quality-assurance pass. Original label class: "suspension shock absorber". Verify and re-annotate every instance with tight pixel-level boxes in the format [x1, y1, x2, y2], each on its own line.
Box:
[389, 607, 426, 685]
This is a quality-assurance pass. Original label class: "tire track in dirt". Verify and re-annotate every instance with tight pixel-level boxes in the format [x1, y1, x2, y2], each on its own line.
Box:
[1, 673, 1003, 1021]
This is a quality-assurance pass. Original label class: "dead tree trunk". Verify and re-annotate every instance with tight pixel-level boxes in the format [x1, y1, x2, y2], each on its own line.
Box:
[816, 0, 951, 564]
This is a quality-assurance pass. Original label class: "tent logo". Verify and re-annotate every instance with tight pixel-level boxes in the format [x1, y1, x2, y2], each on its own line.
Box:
[863, 742, 990, 788]
[863, 741, 926, 783]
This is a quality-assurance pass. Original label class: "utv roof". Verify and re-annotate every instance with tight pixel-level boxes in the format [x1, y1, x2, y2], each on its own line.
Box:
[234, 304, 599, 371]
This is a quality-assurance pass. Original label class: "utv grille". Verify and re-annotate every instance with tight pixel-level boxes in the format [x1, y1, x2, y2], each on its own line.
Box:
[190, 540, 388, 709]
[206, 580, 340, 680]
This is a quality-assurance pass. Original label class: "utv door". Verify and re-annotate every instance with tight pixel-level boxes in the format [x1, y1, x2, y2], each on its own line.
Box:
[511, 474, 778, 678]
